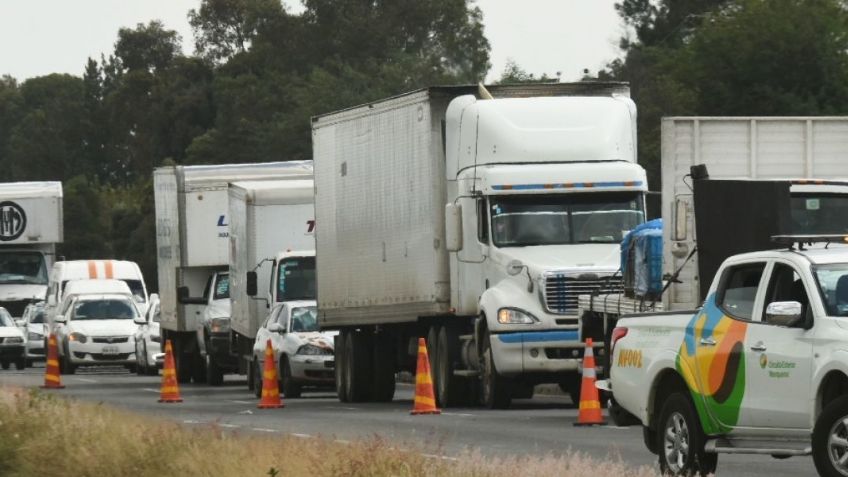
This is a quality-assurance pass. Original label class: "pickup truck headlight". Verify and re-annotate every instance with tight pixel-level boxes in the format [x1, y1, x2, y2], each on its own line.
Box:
[297, 344, 333, 356]
[69, 332, 87, 344]
[497, 308, 538, 325]
[5, 337, 23, 344]
[210, 318, 230, 333]
[27, 331, 43, 341]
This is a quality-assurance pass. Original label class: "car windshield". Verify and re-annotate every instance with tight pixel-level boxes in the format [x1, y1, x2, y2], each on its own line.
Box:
[30, 310, 44, 324]
[0, 310, 13, 327]
[490, 193, 645, 247]
[791, 194, 848, 234]
[814, 264, 848, 316]
[213, 274, 229, 300]
[121, 279, 146, 303]
[73, 299, 137, 321]
[289, 306, 319, 332]
[0, 251, 48, 285]
[276, 257, 316, 301]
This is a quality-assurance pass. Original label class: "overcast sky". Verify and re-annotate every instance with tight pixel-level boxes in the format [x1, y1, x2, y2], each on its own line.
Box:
[0, 0, 624, 82]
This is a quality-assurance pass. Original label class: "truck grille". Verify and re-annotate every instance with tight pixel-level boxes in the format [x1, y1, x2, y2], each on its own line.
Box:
[543, 274, 623, 315]
[0, 300, 32, 318]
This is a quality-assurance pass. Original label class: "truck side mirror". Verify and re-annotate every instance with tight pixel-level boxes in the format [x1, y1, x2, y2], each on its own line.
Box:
[246, 272, 258, 297]
[765, 301, 803, 327]
[445, 203, 463, 252]
[177, 286, 190, 304]
[672, 198, 688, 242]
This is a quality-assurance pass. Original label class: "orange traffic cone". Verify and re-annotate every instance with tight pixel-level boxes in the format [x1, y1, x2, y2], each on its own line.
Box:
[158, 340, 183, 403]
[257, 339, 284, 409]
[410, 337, 440, 415]
[40, 334, 64, 389]
[574, 338, 606, 426]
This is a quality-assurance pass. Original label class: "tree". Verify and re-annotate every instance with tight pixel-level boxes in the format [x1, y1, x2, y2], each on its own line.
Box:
[188, 0, 285, 64]
[496, 59, 558, 84]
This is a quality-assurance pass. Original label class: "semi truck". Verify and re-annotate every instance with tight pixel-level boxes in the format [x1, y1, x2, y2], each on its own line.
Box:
[153, 162, 312, 383]
[0, 182, 63, 319]
[226, 180, 316, 390]
[312, 83, 648, 408]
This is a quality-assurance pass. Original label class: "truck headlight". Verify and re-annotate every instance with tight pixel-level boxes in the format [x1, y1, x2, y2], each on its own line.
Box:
[497, 308, 538, 324]
[297, 344, 333, 356]
[69, 332, 87, 344]
[210, 318, 230, 333]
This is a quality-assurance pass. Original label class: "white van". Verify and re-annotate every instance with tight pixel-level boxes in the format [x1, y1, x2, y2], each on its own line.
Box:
[45, 260, 148, 331]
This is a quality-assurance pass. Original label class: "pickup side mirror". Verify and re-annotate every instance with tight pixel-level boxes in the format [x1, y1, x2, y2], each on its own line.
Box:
[267, 322, 284, 333]
[15, 319, 25, 328]
[133, 316, 147, 325]
[445, 203, 463, 252]
[765, 301, 803, 327]
[54, 315, 66, 324]
[247, 271, 258, 297]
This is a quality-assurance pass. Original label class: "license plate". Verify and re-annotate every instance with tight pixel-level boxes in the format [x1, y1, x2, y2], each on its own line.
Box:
[102, 346, 119, 355]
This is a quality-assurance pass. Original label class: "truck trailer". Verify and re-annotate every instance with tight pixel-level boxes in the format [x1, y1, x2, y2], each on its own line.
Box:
[312, 83, 648, 408]
[153, 162, 312, 383]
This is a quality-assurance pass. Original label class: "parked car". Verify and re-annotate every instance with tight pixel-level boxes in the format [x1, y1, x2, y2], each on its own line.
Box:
[20, 301, 46, 364]
[134, 293, 162, 376]
[251, 301, 335, 398]
[0, 307, 26, 370]
[53, 279, 139, 374]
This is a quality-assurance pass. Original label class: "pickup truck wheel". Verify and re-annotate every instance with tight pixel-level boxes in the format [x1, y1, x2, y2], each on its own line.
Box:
[436, 326, 466, 406]
[205, 353, 224, 386]
[280, 357, 302, 398]
[253, 358, 263, 398]
[813, 394, 848, 477]
[657, 392, 717, 476]
[335, 332, 349, 402]
[480, 333, 512, 409]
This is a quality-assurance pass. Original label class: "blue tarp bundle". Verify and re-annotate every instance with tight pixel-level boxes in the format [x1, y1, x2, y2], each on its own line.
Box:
[621, 219, 663, 299]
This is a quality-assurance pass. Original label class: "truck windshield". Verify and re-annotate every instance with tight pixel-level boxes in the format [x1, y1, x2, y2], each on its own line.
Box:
[814, 264, 848, 316]
[276, 257, 316, 302]
[490, 192, 644, 247]
[791, 194, 848, 234]
[213, 274, 229, 300]
[0, 251, 48, 285]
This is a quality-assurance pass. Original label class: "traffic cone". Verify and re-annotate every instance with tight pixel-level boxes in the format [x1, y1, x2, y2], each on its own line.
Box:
[40, 334, 64, 389]
[158, 340, 183, 403]
[410, 337, 440, 415]
[257, 339, 284, 409]
[574, 338, 606, 426]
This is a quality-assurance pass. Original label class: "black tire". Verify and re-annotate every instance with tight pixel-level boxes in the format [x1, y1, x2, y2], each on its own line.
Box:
[14, 357, 25, 370]
[126, 364, 137, 374]
[371, 335, 396, 403]
[280, 356, 301, 398]
[206, 353, 224, 386]
[436, 325, 473, 407]
[656, 392, 717, 477]
[345, 331, 372, 402]
[813, 395, 848, 477]
[253, 358, 263, 399]
[480, 332, 512, 409]
[61, 343, 76, 375]
[335, 332, 349, 402]
[175, 341, 192, 384]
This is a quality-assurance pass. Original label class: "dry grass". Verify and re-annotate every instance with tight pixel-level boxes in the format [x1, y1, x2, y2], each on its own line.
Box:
[0, 387, 660, 477]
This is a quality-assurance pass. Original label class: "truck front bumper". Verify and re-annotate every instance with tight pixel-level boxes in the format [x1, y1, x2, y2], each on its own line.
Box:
[490, 330, 603, 376]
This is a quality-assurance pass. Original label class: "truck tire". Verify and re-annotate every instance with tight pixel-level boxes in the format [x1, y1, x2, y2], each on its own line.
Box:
[371, 335, 395, 403]
[280, 356, 302, 398]
[61, 343, 76, 375]
[15, 357, 25, 370]
[656, 392, 717, 477]
[813, 394, 848, 477]
[480, 333, 512, 409]
[206, 353, 224, 386]
[436, 325, 474, 406]
[253, 358, 263, 398]
[335, 332, 349, 402]
[345, 331, 372, 402]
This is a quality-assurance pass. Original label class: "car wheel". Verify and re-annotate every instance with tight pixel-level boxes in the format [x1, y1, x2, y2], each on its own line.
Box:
[206, 353, 224, 386]
[656, 392, 717, 476]
[14, 357, 25, 371]
[480, 332, 512, 409]
[280, 357, 301, 398]
[253, 358, 262, 399]
[813, 395, 848, 477]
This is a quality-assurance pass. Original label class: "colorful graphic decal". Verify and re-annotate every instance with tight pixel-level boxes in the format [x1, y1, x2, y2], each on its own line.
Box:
[676, 294, 748, 434]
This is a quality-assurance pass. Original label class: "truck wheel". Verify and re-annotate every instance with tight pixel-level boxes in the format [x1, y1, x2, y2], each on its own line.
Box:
[812, 395, 848, 477]
[480, 333, 512, 409]
[253, 358, 263, 398]
[335, 332, 349, 402]
[174, 341, 192, 384]
[436, 325, 472, 407]
[345, 331, 372, 402]
[14, 357, 25, 370]
[206, 353, 224, 386]
[371, 335, 395, 403]
[280, 357, 301, 398]
[657, 392, 717, 476]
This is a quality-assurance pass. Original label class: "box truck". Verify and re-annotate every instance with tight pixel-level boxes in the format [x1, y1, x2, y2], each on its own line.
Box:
[0, 182, 63, 319]
[312, 83, 648, 408]
[154, 162, 312, 383]
[226, 180, 316, 389]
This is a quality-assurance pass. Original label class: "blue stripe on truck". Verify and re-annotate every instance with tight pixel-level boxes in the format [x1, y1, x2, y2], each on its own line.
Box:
[495, 331, 580, 344]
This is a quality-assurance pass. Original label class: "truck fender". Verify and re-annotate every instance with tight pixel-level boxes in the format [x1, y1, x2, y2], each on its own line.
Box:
[642, 350, 691, 426]
[812, 350, 848, 422]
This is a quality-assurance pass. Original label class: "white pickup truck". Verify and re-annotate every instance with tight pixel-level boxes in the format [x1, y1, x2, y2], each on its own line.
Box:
[604, 236, 848, 477]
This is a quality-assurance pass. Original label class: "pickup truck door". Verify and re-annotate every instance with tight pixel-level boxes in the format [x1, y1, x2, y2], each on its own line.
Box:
[743, 260, 814, 429]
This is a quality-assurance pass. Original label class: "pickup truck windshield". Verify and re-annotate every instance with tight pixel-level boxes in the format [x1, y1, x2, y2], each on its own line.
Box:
[791, 194, 848, 234]
[213, 274, 229, 300]
[490, 192, 644, 247]
[814, 264, 848, 316]
[0, 251, 47, 285]
[276, 257, 316, 302]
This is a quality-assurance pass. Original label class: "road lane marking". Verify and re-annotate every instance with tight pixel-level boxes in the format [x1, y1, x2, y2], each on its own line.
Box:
[230, 400, 252, 404]
[327, 406, 359, 411]
[74, 378, 98, 383]
[441, 412, 474, 417]
[142, 388, 160, 393]
[252, 428, 278, 433]
[291, 433, 312, 439]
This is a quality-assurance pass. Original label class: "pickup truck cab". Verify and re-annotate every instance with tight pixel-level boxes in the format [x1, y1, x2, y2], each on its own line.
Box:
[606, 238, 848, 477]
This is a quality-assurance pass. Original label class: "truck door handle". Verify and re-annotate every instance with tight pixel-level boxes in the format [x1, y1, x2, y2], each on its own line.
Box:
[699, 337, 716, 346]
[751, 344, 767, 352]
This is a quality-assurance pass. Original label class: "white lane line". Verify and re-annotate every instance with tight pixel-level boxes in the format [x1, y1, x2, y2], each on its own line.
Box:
[291, 433, 312, 439]
[607, 426, 630, 430]
[327, 406, 359, 411]
[74, 378, 98, 383]
[252, 428, 278, 433]
[142, 388, 160, 393]
[230, 400, 252, 404]
[441, 412, 474, 417]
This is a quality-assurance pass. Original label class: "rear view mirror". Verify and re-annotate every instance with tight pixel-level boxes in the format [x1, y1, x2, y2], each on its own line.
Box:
[267, 322, 283, 333]
[765, 301, 803, 327]
[445, 203, 463, 252]
[247, 272, 258, 297]
[54, 315, 66, 324]
[15, 319, 25, 327]
[134, 316, 146, 325]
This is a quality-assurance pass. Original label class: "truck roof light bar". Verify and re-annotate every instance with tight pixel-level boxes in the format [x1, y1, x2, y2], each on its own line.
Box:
[771, 234, 848, 250]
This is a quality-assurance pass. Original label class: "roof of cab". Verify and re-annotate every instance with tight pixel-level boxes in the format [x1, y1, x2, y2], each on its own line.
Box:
[63, 279, 132, 297]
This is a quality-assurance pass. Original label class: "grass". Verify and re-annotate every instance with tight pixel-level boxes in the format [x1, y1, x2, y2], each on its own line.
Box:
[0, 387, 660, 477]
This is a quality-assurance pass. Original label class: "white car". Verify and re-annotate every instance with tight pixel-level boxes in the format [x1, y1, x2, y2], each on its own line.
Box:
[134, 293, 163, 376]
[251, 301, 335, 398]
[20, 301, 46, 364]
[0, 307, 26, 370]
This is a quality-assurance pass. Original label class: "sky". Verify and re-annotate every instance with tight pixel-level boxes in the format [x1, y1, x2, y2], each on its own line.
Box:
[0, 0, 625, 82]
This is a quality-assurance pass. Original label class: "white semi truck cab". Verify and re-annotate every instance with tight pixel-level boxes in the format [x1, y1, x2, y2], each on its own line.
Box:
[0, 182, 63, 320]
[313, 83, 647, 408]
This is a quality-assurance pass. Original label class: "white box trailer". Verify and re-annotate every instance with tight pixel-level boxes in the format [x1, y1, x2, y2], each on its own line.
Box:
[153, 161, 312, 383]
[228, 179, 315, 375]
[662, 117, 848, 310]
[0, 182, 63, 318]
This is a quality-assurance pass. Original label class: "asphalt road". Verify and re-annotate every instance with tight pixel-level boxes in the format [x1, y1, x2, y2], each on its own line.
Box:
[0, 365, 816, 477]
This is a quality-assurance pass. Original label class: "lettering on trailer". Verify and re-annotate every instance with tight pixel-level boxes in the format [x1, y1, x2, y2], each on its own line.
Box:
[217, 215, 228, 238]
[0, 201, 27, 241]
